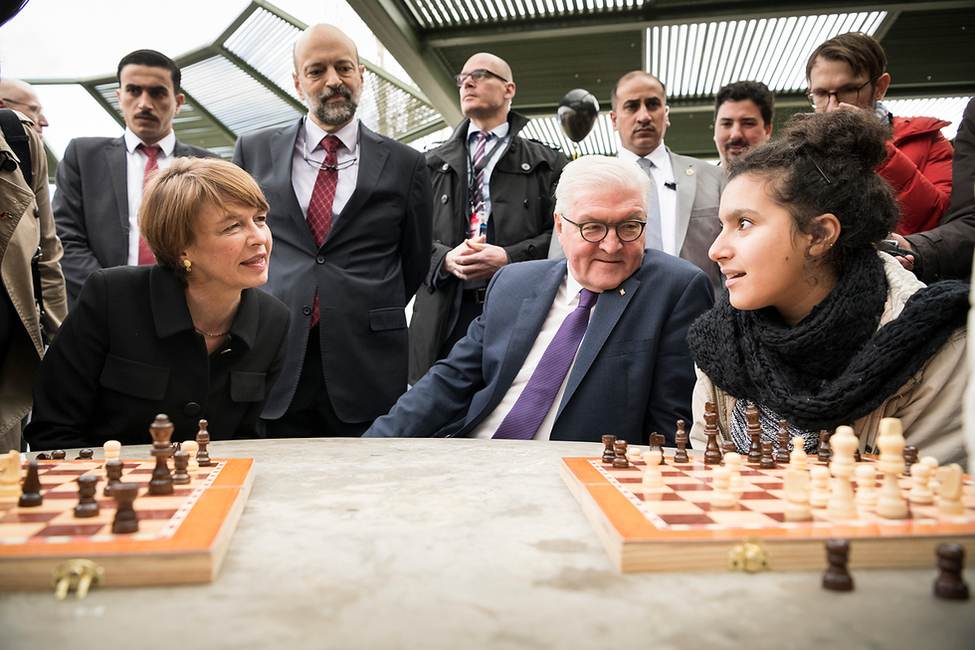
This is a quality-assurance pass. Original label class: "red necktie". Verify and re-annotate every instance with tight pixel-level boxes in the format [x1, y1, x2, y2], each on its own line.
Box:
[136, 143, 161, 265]
[307, 135, 341, 327]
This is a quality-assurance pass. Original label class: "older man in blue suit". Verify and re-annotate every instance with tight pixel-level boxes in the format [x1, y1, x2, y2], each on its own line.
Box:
[365, 156, 713, 443]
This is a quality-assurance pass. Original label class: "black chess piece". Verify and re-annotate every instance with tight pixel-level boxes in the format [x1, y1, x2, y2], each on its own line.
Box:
[601, 435, 616, 464]
[775, 420, 791, 464]
[612, 440, 629, 468]
[674, 420, 689, 464]
[934, 544, 970, 600]
[172, 451, 191, 485]
[74, 474, 100, 518]
[822, 539, 854, 591]
[111, 483, 140, 534]
[18, 460, 43, 507]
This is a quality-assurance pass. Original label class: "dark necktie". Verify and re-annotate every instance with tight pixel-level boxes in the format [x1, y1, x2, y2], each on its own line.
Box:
[469, 131, 491, 238]
[493, 288, 598, 440]
[307, 135, 341, 328]
[136, 143, 161, 265]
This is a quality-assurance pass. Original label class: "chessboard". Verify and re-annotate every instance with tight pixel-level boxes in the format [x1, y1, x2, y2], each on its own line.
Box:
[560, 454, 975, 573]
[0, 456, 254, 591]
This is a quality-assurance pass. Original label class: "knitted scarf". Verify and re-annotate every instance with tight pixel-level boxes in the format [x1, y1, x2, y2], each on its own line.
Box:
[688, 250, 969, 431]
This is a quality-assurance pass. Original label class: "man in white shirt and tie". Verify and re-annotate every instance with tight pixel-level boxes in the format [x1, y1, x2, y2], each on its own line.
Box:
[53, 50, 215, 305]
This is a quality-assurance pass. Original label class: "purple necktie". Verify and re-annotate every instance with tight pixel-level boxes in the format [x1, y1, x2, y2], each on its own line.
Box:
[493, 288, 598, 440]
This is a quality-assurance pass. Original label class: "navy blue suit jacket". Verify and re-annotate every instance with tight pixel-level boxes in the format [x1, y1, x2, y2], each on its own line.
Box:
[364, 251, 714, 444]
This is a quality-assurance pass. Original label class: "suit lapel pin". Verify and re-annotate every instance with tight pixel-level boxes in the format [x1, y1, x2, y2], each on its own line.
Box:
[685, 169, 694, 176]
[0, 212, 9, 220]
[619, 288, 625, 296]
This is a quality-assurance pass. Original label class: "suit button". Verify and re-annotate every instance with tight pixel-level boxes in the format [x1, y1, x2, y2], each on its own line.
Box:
[523, 199, 529, 207]
[521, 163, 531, 171]
[33, 206, 40, 218]
[441, 194, 448, 204]
[303, 306, 312, 315]
[441, 163, 449, 171]
[184, 402, 202, 417]
[316, 255, 325, 264]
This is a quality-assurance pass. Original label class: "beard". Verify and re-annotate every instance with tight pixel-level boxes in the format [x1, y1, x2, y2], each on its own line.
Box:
[309, 84, 359, 126]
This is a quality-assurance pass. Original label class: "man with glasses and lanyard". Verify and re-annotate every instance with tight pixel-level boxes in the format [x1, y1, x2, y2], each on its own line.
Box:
[366, 156, 712, 443]
[409, 53, 566, 385]
[806, 32, 954, 243]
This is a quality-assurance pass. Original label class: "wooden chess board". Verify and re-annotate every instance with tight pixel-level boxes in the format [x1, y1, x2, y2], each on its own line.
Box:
[559, 455, 975, 573]
[0, 457, 254, 590]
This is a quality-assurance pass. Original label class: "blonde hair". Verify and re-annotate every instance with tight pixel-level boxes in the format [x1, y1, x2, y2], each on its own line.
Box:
[139, 157, 269, 277]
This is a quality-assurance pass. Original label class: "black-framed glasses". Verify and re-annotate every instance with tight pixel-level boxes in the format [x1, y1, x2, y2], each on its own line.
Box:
[560, 215, 646, 243]
[806, 75, 880, 109]
[454, 69, 508, 87]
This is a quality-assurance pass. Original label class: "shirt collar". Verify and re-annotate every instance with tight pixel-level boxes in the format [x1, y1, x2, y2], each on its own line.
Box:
[466, 120, 510, 142]
[124, 127, 176, 156]
[563, 270, 588, 307]
[303, 116, 359, 155]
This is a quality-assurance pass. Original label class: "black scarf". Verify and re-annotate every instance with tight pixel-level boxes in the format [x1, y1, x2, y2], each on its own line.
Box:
[688, 250, 969, 431]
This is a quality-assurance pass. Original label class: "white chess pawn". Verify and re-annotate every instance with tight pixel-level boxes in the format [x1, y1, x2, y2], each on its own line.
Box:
[103, 440, 121, 463]
[937, 464, 965, 516]
[724, 452, 745, 492]
[908, 462, 934, 505]
[183, 440, 200, 473]
[855, 464, 879, 509]
[0, 449, 21, 498]
[789, 436, 808, 473]
[921, 457, 941, 494]
[875, 418, 908, 519]
[784, 467, 812, 522]
[826, 426, 858, 520]
[810, 465, 830, 509]
[710, 466, 738, 508]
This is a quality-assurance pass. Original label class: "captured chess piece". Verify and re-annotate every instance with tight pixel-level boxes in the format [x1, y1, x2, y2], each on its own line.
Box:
[601, 435, 616, 464]
[775, 420, 791, 464]
[934, 543, 970, 600]
[147, 414, 175, 496]
[18, 460, 43, 507]
[613, 440, 629, 468]
[703, 401, 722, 465]
[110, 482, 140, 534]
[74, 474, 99, 518]
[745, 404, 762, 464]
[196, 420, 212, 467]
[822, 539, 854, 591]
[673, 420, 689, 463]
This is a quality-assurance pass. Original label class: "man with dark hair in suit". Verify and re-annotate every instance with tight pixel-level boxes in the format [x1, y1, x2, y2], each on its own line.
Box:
[365, 155, 712, 443]
[233, 24, 432, 438]
[712, 80, 774, 167]
[53, 49, 214, 305]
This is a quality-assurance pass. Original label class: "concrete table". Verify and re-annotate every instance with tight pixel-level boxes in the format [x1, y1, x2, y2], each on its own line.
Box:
[2, 438, 973, 649]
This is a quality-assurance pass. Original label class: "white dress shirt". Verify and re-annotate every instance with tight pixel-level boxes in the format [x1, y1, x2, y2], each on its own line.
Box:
[292, 116, 360, 227]
[472, 272, 591, 441]
[124, 128, 176, 265]
[618, 143, 678, 256]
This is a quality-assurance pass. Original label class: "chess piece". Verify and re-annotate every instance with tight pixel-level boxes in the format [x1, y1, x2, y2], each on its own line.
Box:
[724, 452, 744, 491]
[745, 404, 762, 464]
[875, 418, 908, 519]
[73, 474, 99, 518]
[907, 462, 934, 505]
[35, 452, 50, 460]
[817, 430, 832, 464]
[110, 483, 140, 534]
[172, 451, 191, 485]
[642, 450, 664, 489]
[103, 459, 124, 497]
[934, 544, 970, 600]
[921, 457, 941, 493]
[0, 450, 22, 498]
[51, 450, 66, 460]
[784, 467, 812, 521]
[760, 440, 776, 469]
[648, 432, 666, 464]
[810, 466, 831, 509]
[703, 402, 722, 465]
[903, 445, 918, 477]
[601, 435, 616, 464]
[710, 466, 737, 508]
[147, 414, 175, 496]
[789, 436, 809, 473]
[855, 464, 879, 509]
[103, 440, 121, 467]
[719, 439, 736, 464]
[183, 440, 200, 473]
[673, 420, 689, 463]
[75, 449, 94, 460]
[937, 464, 965, 516]
[18, 460, 43, 507]
[822, 539, 854, 591]
[196, 420, 212, 467]
[613, 440, 629, 468]
[775, 420, 791, 464]
[826, 426, 858, 520]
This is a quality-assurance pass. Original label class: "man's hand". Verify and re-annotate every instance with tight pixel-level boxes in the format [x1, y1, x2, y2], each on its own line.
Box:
[443, 235, 510, 282]
[888, 233, 916, 272]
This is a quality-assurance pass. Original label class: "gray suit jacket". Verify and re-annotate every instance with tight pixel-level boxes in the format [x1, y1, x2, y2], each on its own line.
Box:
[52, 135, 215, 305]
[549, 148, 726, 291]
[233, 119, 433, 424]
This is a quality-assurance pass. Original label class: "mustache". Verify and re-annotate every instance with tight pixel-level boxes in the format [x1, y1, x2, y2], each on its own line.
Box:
[318, 84, 355, 101]
[135, 110, 157, 120]
[724, 139, 749, 150]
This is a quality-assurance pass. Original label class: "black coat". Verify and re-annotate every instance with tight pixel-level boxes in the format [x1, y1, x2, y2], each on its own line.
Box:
[26, 265, 290, 450]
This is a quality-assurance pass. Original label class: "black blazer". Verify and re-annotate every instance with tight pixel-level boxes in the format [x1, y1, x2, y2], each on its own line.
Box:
[26, 265, 290, 450]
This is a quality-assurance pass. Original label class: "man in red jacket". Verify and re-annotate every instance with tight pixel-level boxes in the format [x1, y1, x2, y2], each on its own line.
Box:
[806, 32, 953, 237]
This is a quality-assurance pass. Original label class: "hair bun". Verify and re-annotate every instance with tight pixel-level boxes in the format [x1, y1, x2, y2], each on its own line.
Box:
[783, 110, 891, 170]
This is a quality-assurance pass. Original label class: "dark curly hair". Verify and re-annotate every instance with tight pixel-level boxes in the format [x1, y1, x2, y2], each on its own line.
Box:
[726, 109, 897, 274]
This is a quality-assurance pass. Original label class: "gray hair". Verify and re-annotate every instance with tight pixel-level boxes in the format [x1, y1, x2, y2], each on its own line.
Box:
[555, 155, 652, 220]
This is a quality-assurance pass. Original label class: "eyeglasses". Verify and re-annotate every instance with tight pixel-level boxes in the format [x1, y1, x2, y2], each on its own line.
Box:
[2, 98, 43, 115]
[560, 215, 647, 243]
[454, 69, 508, 87]
[806, 75, 880, 109]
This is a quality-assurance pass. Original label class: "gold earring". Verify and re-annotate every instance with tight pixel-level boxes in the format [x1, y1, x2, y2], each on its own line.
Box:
[183, 259, 192, 272]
